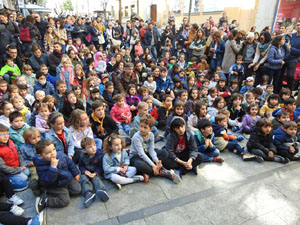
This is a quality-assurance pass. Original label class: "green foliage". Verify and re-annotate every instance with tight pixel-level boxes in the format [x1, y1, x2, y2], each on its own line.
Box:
[63, 0, 73, 12]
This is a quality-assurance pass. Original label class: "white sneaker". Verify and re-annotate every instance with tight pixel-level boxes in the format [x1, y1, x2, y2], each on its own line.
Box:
[116, 183, 122, 190]
[7, 194, 24, 205]
[10, 205, 24, 216]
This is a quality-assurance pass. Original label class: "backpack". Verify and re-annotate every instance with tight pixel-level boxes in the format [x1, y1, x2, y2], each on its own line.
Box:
[19, 26, 32, 42]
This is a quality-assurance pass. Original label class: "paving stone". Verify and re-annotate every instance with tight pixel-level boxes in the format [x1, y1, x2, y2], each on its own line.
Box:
[124, 218, 147, 225]
[242, 212, 287, 225]
[274, 205, 300, 225]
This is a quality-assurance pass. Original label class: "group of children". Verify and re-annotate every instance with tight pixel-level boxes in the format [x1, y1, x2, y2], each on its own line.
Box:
[0, 40, 300, 224]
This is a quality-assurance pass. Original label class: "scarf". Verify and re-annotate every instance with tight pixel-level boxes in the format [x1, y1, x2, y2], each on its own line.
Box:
[258, 42, 269, 53]
[60, 66, 74, 87]
[161, 103, 172, 117]
[91, 113, 105, 135]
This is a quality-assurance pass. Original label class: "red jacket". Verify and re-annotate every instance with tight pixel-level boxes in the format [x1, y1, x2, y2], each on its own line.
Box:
[0, 139, 20, 168]
[149, 106, 158, 120]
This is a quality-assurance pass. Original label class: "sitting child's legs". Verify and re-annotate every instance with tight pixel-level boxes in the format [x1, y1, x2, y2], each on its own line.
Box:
[8, 168, 29, 183]
[250, 149, 268, 160]
[198, 149, 220, 162]
[110, 166, 137, 184]
[91, 175, 106, 192]
[130, 156, 153, 175]
[29, 167, 38, 180]
[67, 178, 81, 196]
[46, 187, 70, 208]
[226, 140, 244, 154]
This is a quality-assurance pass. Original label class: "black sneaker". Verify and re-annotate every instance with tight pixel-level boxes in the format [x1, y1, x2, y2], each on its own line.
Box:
[35, 196, 47, 213]
[255, 156, 264, 163]
[293, 156, 300, 161]
[84, 192, 96, 208]
[192, 166, 198, 175]
[96, 190, 109, 202]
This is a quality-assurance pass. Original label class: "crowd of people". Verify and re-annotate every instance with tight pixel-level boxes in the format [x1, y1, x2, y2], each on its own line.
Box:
[0, 8, 300, 225]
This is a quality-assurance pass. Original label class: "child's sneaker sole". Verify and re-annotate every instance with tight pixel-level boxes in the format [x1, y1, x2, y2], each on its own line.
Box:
[171, 170, 181, 184]
[96, 190, 109, 202]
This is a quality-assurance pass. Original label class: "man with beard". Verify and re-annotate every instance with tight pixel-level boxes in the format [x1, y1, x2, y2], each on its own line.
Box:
[115, 63, 138, 94]
[0, 45, 23, 71]
[0, 12, 19, 50]
[48, 42, 63, 76]
[134, 60, 147, 84]
[28, 44, 49, 73]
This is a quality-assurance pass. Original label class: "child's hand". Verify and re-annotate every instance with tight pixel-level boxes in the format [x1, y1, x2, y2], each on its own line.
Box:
[130, 105, 136, 111]
[50, 157, 59, 168]
[161, 90, 165, 94]
[21, 166, 27, 171]
[268, 151, 274, 158]
[45, 129, 50, 132]
[156, 160, 162, 169]
[75, 174, 80, 181]
[289, 146, 295, 153]
[27, 162, 34, 167]
[297, 116, 300, 121]
[125, 119, 129, 124]
[205, 139, 210, 148]
[234, 72, 238, 75]
[152, 164, 160, 175]
[185, 159, 193, 170]
[123, 165, 128, 173]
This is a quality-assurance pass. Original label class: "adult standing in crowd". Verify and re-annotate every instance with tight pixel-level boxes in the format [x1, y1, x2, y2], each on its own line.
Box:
[72, 18, 87, 45]
[144, 22, 160, 61]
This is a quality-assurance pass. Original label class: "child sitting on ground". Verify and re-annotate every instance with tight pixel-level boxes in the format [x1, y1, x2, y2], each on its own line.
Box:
[11, 95, 31, 123]
[79, 137, 109, 208]
[0, 57, 21, 84]
[54, 80, 67, 113]
[34, 139, 81, 212]
[194, 119, 224, 163]
[102, 81, 117, 110]
[240, 76, 254, 94]
[259, 94, 281, 120]
[273, 121, 300, 161]
[103, 134, 144, 190]
[272, 98, 296, 122]
[239, 103, 261, 134]
[0, 124, 29, 191]
[9, 111, 30, 150]
[35, 103, 50, 136]
[229, 55, 244, 84]
[247, 118, 289, 163]
[229, 93, 246, 131]
[157, 94, 173, 130]
[187, 102, 210, 134]
[272, 111, 290, 131]
[130, 115, 181, 183]
[33, 72, 55, 96]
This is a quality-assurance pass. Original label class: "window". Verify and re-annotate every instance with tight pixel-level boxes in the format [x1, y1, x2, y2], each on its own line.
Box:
[125, 6, 129, 17]
[184, 0, 200, 14]
[168, 0, 181, 14]
[131, 5, 136, 15]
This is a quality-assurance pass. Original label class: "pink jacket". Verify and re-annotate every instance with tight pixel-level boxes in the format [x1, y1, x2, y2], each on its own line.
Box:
[110, 103, 132, 123]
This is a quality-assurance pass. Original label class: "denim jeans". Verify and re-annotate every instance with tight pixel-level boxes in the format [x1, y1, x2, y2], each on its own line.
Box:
[3, 74, 10, 84]
[80, 174, 106, 195]
[117, 122, 131, 135]
[226, 140, 244, 154]
[198, 149, 220, 162]
[148, 45, 157, 61]
[267, 68, 282, 93]
[8, 167, 29, 183]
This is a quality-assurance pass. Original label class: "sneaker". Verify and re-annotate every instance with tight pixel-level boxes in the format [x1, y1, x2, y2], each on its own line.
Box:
[293, 156, 300, 161]
[96, 190, 109, 202]
[10, 179, 29, 192]
[115, 183, 122, 190]
[232, 126, 239, 132]
[132, 175, 144, 182]
[255, 156, 264, 163]
[10, 204, 24, 216]
[174, 169, 183, 179]
[142, 173, 149, 183]
[170, 170, 181, 184]
[242, 153, 257, 161]
[29, 211, 44, 225]
[283, 157, 290, 163]
[7, 194, 24, 205]
[35, 196, 47, 213]
[213, 157, 224, 163]
[84, 192, 96, 208]
[192, 166, 198, 175]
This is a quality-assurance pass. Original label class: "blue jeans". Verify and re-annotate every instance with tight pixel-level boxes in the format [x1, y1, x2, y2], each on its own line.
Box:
[267, 68, 281, 93]
[198, 149, 220, 162]
[117, 123, 131, 135]
[8, 167, 30, 182]
[152, 126, 159, 137]
[226, 140, 244, 154]
[80, 174, 106, 195]
[148, 45, 157, 61]
[3, 74, 10, 84]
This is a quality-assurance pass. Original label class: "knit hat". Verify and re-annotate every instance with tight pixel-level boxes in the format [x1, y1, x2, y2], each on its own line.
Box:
[246, 32, 255, 39]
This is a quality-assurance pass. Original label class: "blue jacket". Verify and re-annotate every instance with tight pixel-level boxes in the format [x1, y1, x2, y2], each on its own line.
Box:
[210, 40, 225, 68]
[144, 27, 160, 47]
[45, 127, 75, 157]
[267, 45, 290, 70]
[46, 74, 56, 89]
[33, 81, 55, 95]
[156, 76, 174, 93]
[273, 126, 300, 152]
[33, 151, 80, 188]
[102, 150, 130, 179]
[78, 150, 103, 175]
[285, 33, 300, 63]
[194, 130, 217, 153]
[240, 85, 254, 95]
[28, 53, 49, 73]
[20, 143, 36, 164]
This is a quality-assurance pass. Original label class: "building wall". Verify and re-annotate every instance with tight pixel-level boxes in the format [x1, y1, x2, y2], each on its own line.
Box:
[255, 0, 278, 32]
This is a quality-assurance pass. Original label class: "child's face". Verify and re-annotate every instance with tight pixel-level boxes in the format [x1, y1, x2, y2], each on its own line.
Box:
[11, 116, 24, 129]
[236, 59, 242, 65]
[106, 85, 114, 94]
[51, 116, 64, 132]
[80, 113, 89, 127]
[7, 59, 14, 67]
[201, 126, 213, 137]
[141, 90, 149, 97]
[286, 103, 296, 112]
[191, 90, 198, 99]
[201, 58, 206, 63]
[67, 93, 77, 104]
[269, 98, 278, 106]
[175, 106, 184, 115]
[138, 106, 148, 117]
[233, 98, 241, 107]
[94, 106, 105, 119]
[217, 100, 225, 109]
[145, 99, 153, 109]
[39, 107, 49, 119]
[219, 81, 225, 88]
[164, 97, 173, 108]
[231, 83, 238, 90]
[3, 103, 14, 117]
[175, 82, 181, 87]
[13, 98, 24, 109]
[246, 96, 255, 105]
[188, 77, 195, 85]
[37, 76, 46, 84]
[111, 138, 122, 153]
[286, 126, 297, 137]
[74, 87, 81, 96]
[218, 119, 227, 127]
[247, 80, 254, 87]
[179, 72, 185, 77]
[57, 84, 67, 94]
[16, 77, 27, 86]
[210, 91, 217, 98]
[0, 131, 9, 143]
[278, 114, 290, 123]
[24, 69, 33, 75]
[40, 67, 48, 75]
[161, 71, 167, 78]
[282, 94, 290, 100]
[19, 89, 27, 97]
[39, 144, 57, 162]
[147, 76, 153, 83]
[139, 122, 151, 137]
[10, 89, 19, 98]
[179, 92, 188, 103]
[261, 125, 272, 135]
[266, 86, 273, 93]
[158, 61, 165, 67]
[117, 98, 125, 107]
[75, 68, 82, 76]
[29, 133, 41, 145]
[179, 55, 185, 61]
[174, 125, 185, 137]
[84, 143, 97, 156]
[214, 74, 220, 82]
[91, 92, 100, 100]
[250, 106, 258, 115]
[36, 92, 45, 102]
[200, 88, 208, 96]
[199, 105, 207, 117]
[129, 87, 136, 95]
[0, 83, 7, 93]
[203, 81, 209, 87]
[102, 77, 109, 84]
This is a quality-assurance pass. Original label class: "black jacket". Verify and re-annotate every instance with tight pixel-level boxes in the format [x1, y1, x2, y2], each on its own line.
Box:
[48, 51, 63, 76]
[90, 113, 118, 140]
[247, 127, 277, 155]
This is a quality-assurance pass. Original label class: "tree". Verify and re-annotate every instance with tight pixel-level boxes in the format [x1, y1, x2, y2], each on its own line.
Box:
[100, 0, 109, 19]
[63, 0, 73, 12]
